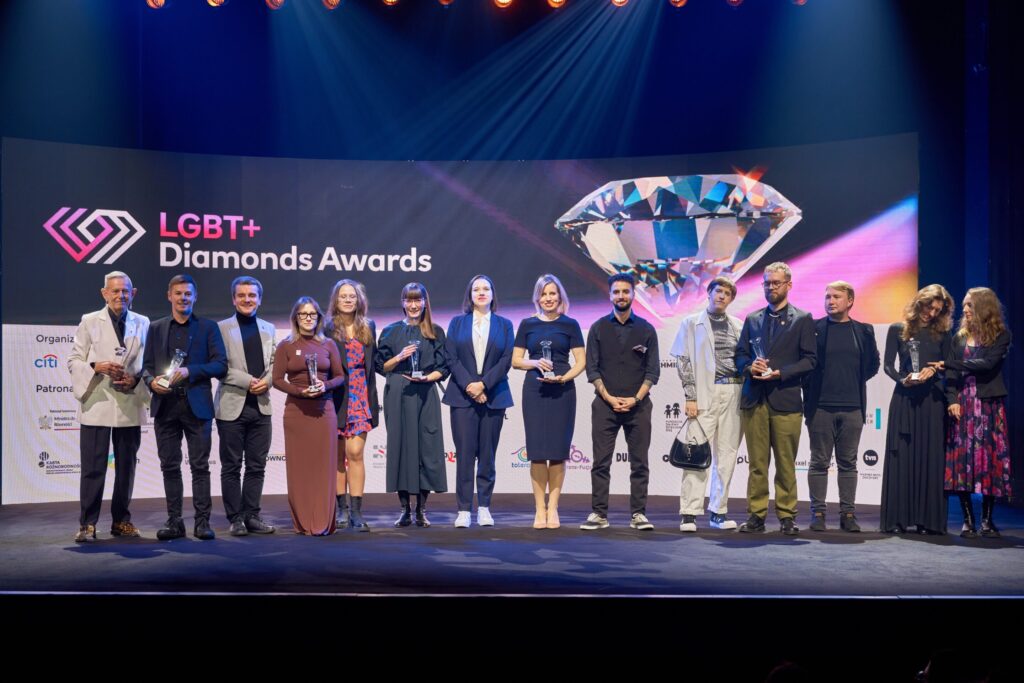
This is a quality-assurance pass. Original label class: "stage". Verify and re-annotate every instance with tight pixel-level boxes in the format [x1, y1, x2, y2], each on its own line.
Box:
[3, 493, 1021, 598]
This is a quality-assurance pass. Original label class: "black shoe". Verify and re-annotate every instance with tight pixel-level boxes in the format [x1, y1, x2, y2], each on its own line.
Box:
[394, 506, 412, 528]
[956, 492, 978, 538]
[244, 515, 276, 534]
[981, 495, 1001, 537]
[336, 494, 351, 529]
[349, 496, 370, 532]
[194, 519, 216, 540]
[780, 518, 800, 536]
[738, 515, 766, 533]
[156, 517, 186, 541]
[229, 520, 249, 537]
[809, 513, 826, 532]
[415, 507, 431, 528]
[840, 513, 861, 533]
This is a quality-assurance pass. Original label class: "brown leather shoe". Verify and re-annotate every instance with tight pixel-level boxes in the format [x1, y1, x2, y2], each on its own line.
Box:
[110, 520, 141, 538]
[74, 524, 96, 543]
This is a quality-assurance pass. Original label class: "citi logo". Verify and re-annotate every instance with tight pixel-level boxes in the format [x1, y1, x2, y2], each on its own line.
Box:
[35, 354, 59, 368]
[44, 207, 146, 264]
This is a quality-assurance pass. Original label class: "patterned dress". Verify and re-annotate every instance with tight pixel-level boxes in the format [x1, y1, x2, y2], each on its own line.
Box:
[340, 337, 373, 438]
[944, 344, 1012, 497]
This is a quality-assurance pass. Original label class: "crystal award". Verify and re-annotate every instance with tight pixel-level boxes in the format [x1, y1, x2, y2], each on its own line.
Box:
[751, 337, 773, 378]
[409, 340, 424, 379]
[157, 348, 187, 389]
[304, 353, 319, 390]
[540, 340, 555, 379]
[907, 339, 921, 381]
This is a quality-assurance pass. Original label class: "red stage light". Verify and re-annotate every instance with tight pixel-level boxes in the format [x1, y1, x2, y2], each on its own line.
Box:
[207, 0, 227, 7]
[145, 0, 165, 8]
[494, 0, 513, 8]
[612, 0, 629, 6]
[383, 0, 399, 6]
[726, 0, 743, 6]
[669, 0, 687, 7]
[439, 0, 455, 5]
[266, 0, 284, 9]
[324, 0, 341, 9]
[792, 0, 808, 4]
[547, 0, 566, 8]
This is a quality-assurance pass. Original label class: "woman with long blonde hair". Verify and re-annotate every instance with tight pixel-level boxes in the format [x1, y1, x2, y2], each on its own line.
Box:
[932, 287, 1012, 537]
[325, 279, 378, 532]
[880, 284, 954, 535]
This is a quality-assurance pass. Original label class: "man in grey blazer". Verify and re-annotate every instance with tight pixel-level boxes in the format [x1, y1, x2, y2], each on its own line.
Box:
[215, 276, 276, 535]
[68, 271, 150, 542]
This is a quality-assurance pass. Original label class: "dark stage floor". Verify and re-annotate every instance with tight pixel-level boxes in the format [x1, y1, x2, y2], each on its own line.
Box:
[2, 493, 1022, 597]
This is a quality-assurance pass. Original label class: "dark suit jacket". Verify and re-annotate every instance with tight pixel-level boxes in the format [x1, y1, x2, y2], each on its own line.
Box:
[802, 317, 881, 421]
[442, 313, 514, 410]
[945, 329, 1012, 403]
[330, 319, 381, 429]
[735, 303, 817, 412]
[143, 315, 228, 421]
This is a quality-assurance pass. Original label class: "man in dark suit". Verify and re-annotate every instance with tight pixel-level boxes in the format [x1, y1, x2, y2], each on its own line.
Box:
[735, 262, 816, 535]
[802, 281, 880, 533]
[143, 274, 228, 540]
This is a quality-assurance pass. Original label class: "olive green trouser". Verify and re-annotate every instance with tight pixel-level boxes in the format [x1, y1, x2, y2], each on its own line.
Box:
[741, 402, 802, 520]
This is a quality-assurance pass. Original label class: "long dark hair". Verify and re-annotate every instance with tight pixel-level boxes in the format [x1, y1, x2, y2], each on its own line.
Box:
[401, 282, 436, 340]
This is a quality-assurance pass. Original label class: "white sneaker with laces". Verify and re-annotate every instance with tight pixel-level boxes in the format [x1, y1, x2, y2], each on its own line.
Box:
[579, 513, 610, 530]
[477, 507, 494, 527]
[454, 511, 471, 528]
[630, 512, 654, 530]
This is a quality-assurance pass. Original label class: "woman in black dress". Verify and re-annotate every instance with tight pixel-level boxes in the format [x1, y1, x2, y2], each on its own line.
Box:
[880, 284, 954, 534]
[375, 283, 449, 528]
[512, 274, 585, 529]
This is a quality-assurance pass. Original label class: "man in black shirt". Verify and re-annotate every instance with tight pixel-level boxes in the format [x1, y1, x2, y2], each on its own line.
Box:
[802, 281, 880, 532]
[580, 273, 660, 531]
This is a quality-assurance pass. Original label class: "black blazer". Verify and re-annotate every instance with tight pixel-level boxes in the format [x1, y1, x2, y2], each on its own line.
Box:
[330, 319, 380, 429]
[945, 329, 1012, 403]
[442, 313, 515, 410]
[143, 315, 228, 421]
[735, 303, 817, 413]
[802, 317, 881, 421]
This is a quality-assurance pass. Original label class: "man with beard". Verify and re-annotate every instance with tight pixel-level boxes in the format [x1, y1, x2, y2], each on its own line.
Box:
[735, 262, 816, 535]
[580, 273, 660, 531]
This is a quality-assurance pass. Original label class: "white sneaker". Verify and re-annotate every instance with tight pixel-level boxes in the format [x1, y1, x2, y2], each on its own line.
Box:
[454, 511, 471, 528]
[630, 512, 654, 530]
[477, 507, 494, 527]
[579, 513, 610, 530]
[709, 512, 737, 530]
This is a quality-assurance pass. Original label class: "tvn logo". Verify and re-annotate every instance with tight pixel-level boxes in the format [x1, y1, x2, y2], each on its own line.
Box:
[44, 207, 146, 264]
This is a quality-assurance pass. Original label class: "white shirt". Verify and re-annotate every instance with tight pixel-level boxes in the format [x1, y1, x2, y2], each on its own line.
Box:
[473, 311, 491, 375]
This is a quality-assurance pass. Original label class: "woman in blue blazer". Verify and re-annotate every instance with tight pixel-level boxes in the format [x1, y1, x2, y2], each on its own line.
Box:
[443, 275, 515, 528]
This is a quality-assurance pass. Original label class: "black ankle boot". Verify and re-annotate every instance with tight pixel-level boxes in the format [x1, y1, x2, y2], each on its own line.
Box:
[415, 491, 431, 527]
[350, 495, 370, 532]
[336, 493, 350, 529]
[957, 492, 977, 538]
[394, 492, 412, 528]
[981, 495, 1001, 537]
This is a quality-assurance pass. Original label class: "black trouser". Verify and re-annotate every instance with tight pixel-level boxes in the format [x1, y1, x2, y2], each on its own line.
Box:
[79, 425, 140, 526]
[590, 397, 652, 516]
[807, 407, 863, 515]
[217, 404, 272, 523]
[154, 398, 213, 522]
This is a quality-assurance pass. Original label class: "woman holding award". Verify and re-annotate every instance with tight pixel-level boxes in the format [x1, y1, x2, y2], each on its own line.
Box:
[272, 297, 345, 536]
[512, 274, 586, 529]
[376, 283, 449, 528]
[880, 284, 954, 534]
[443, 275, 515, 528]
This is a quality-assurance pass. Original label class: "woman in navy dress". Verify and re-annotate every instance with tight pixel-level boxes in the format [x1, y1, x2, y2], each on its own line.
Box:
[512, 274, 586, 529]
[325, 279, 378, 532]
[443, 275, 515, 528]
[932, 287, 1012, 538]
[880, 284, 954, 535]
[376, 283, 449, 528]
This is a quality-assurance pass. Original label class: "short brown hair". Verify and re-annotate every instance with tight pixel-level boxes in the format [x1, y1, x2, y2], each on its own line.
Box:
[825, 281, 855, 300]
[167, 273, 196, 292]
[706, 277, 736, 299]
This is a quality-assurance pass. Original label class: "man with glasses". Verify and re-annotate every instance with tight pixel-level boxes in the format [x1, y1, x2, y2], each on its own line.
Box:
[735, 262, 816, 535]
[143, 274, 228, 540]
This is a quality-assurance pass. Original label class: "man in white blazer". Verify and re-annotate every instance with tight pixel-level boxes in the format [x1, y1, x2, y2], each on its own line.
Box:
[215, 276, 276, 535]
[68, 271, 150, 542]
[669, 277, 744, 532]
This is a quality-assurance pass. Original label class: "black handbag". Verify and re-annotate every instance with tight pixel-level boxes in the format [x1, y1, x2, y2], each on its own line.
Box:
[669, 418, 712, 470]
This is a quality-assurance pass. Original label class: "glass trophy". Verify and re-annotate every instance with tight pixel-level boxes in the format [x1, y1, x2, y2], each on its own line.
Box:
[907, 339, 921, 381]
[751, 337, 773, 378]
[304, 353, 319, 391]
[540, 340, 555, 379]
[112, 346, 127, 382]
[409, 340, 424, 379]
[157, 348, 187, 388]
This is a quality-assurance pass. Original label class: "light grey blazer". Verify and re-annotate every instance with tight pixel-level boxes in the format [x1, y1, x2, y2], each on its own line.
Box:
[214, 315, 276, 421]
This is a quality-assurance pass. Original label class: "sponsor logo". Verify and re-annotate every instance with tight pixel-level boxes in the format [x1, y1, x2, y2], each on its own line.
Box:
[38, 451, 78, 475]
[565, 444, 591, 471]
[267, 454, 287, 462]
[34, 353, 59, 368]
[106, 454, 141, 469]
[37, 384, 73, 393]
[371, 444, 386, 460]
[37, 334, 75, 345]
[615, 452, 630, 462]
[510, 446, 530, 469]
[39, 415, 52, 430]
[44, 208, 146, 264]
[445, 450, 456, 463]
[39, 410, 77, 430]
[862, 449, 879, 467]
[659, 358, 677, 369]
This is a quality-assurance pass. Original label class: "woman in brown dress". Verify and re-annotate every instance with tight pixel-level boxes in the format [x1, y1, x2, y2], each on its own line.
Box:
[272, 297, 345, 535]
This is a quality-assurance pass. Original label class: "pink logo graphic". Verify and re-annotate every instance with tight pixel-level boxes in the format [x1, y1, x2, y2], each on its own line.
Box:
[44, 208, 146, 264]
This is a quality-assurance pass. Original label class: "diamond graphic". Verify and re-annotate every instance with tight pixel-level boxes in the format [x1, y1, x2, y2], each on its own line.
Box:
[555, 175, 802, 317]
[43, 207, 147, 265]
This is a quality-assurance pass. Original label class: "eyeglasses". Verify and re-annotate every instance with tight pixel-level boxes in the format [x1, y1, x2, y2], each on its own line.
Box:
[762, 280, 791, 290]
[296, 312, 319, 320]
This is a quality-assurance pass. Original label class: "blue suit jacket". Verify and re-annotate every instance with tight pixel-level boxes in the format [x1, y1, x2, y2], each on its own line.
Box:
[143, 315, 228, 421]
[442, 313, 514, 410]
[735, 303, 817, 413]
